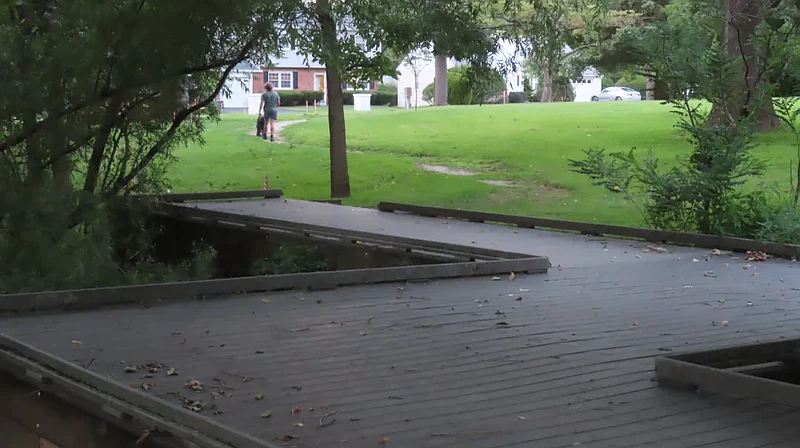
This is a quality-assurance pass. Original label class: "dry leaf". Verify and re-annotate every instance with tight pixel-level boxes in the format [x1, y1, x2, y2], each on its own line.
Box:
[721, 320, 729, 326]
[260, 298, 271, 303]
[747, 301, 753, 306]
[276, 434, 297, 441]
[255, 393, 266, 400]
[491, 277, 501, 281]
[711, 249, 722, 256]
[187, 401, 203, 412]
[185, 380, 204, 391]
[509, 272, 516, 281]
[124, 365, 137, 373]
[166, 367, 178, 376]
[379, 437, 389, 444]
[291, 404, 301, 415]
[495, 321, 509, 326]
[518, 416, 527, 420]
[359, 331, 368, 336]
[293, 422, 305, 427]
[141, 382, 154, 391]
[692, 258, 699, 263]
[261, 410, 273, 418]
[70, 340, 82, 345]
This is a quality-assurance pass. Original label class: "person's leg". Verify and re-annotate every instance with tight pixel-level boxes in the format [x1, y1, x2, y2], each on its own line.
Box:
[268, 110, 278, 141]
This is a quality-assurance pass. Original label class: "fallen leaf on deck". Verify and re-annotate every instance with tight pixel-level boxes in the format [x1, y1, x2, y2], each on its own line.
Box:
[359, 331, 368, 336]
[518, 416, 527, 420]
[260, 298, 271, 303]
[255, 393, 266, 400]
[291, 405, 301, 415]
[711, 249, 722, 256]
[141, 382, 154, 391]
[379, 437, 389, 444]
[743, 264, 753, 270]
[187, 401, 204, 412]
[292, 422, 304, 427]
[516, 296, 522, 301]
[492, 277, 501, 281]
[185, 380, 204, 391]
[746, 251, 768, 262]
[70, 340, 82, 345]
[692, 258, 699, 263]
[721, 320, 729, 326]
[704, 271, 716, 278]
[275, 434, 297, 441]
[495, 321, 509, 326]
[494, 310, 504, 315]
[747, 301, 753, 306]
[260, 411, 273, 418]
[166, 367, 178, 376]
[509, 272, 516, 281]
[124, 365, 137, 373]
[731, 256, 740, 260]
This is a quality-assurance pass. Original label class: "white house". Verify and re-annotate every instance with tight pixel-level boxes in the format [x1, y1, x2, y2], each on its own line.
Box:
[219, 62, 260, 113]
[394, 40, 603, 106]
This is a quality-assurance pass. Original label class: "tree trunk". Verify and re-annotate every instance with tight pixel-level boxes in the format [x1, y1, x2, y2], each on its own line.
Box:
[539, 63, 554, 103]
[644, 64, 656, 101]
[706, 0, 779, 131]
[433, 47, 448, 106]
[318, 0, 351, 198]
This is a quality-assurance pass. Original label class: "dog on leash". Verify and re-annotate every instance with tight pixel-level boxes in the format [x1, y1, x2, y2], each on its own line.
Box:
[256, 115, 265, 137]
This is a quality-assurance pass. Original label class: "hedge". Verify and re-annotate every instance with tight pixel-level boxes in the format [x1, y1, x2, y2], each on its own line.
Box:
[277, 90, 325, 107]
[341, 91, 397, 107]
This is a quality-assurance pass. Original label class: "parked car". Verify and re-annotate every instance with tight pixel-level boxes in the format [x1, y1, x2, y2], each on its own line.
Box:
[591, 87, 642, 102]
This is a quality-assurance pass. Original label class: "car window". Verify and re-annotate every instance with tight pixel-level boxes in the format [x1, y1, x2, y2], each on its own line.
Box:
[621, 87, 636, 92]
[601, 88, 611, 93]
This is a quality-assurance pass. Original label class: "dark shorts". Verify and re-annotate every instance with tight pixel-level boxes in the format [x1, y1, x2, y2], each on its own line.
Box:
[264, 110, 278, 120]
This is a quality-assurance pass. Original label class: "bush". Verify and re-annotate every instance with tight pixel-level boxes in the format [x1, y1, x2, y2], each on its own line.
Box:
[371, 92, 397, 106]
[276, 90, 325, 107]
[422, 83, 434, 104]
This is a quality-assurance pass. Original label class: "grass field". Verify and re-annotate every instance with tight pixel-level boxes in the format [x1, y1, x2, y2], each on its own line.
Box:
[169, 101, 799, 226]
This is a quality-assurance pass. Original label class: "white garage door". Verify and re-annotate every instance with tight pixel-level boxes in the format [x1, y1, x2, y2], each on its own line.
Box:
[224, 73, 252, 111]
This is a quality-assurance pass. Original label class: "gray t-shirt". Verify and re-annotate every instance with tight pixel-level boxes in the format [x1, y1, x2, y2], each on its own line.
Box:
[261, 91, 280, 113]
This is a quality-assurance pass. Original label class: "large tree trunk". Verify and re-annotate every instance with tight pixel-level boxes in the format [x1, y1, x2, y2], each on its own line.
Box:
[319, 0, 351, 198]
[433, 46, 448, 106]
[539, 62, 554, 103]
[707, 0, 779, 131]
[644, 64, 656, 101]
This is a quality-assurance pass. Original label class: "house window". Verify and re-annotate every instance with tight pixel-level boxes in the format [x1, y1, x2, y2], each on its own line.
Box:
[354, 35, 366, 51]
[267, 72, 279, 85]
[280, 73, 292, 89]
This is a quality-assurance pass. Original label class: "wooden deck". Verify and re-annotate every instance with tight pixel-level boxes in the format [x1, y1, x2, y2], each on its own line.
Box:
[179, 198, 711, 268]
[3, 243, 800, 447]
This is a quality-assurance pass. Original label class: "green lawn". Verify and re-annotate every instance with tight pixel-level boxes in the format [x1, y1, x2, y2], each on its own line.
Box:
[169, 102, 799, 226]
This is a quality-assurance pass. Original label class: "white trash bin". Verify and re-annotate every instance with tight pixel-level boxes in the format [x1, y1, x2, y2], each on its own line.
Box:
[353, 93, 372, 112]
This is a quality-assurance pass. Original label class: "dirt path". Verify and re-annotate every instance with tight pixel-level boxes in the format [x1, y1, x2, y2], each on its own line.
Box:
[247, 119, 306, 142]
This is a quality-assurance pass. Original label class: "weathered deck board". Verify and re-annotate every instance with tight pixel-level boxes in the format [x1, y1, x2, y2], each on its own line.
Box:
[180, 198, 711, 268]
[3, 250, 800, 447]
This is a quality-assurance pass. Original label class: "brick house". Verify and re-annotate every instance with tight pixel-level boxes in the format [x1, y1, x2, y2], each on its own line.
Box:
[219, 46, 381, 113]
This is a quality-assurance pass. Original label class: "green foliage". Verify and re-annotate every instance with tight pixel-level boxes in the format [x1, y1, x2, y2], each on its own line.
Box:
[277, 91, 326, 107]
[569, 31, 800, 243]
[252, 244, 330, 275]
[422, 82, 435, 105]
[522, 78, 535, 102]
[507, 92, 527, 103]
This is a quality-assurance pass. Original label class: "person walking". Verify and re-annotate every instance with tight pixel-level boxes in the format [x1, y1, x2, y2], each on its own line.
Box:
[258, 82, 281, 141]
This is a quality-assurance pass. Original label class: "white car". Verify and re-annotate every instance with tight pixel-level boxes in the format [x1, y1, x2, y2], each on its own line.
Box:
[591, 87, 642, 102]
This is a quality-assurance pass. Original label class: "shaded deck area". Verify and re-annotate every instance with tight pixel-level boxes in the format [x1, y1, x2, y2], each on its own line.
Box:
[3, 245, 800, 447]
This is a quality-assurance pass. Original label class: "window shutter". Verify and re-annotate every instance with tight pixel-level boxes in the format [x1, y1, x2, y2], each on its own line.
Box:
[293, 71, 299, 90]
[370, 81, 376, 90]
[342, 83, 347, 91]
